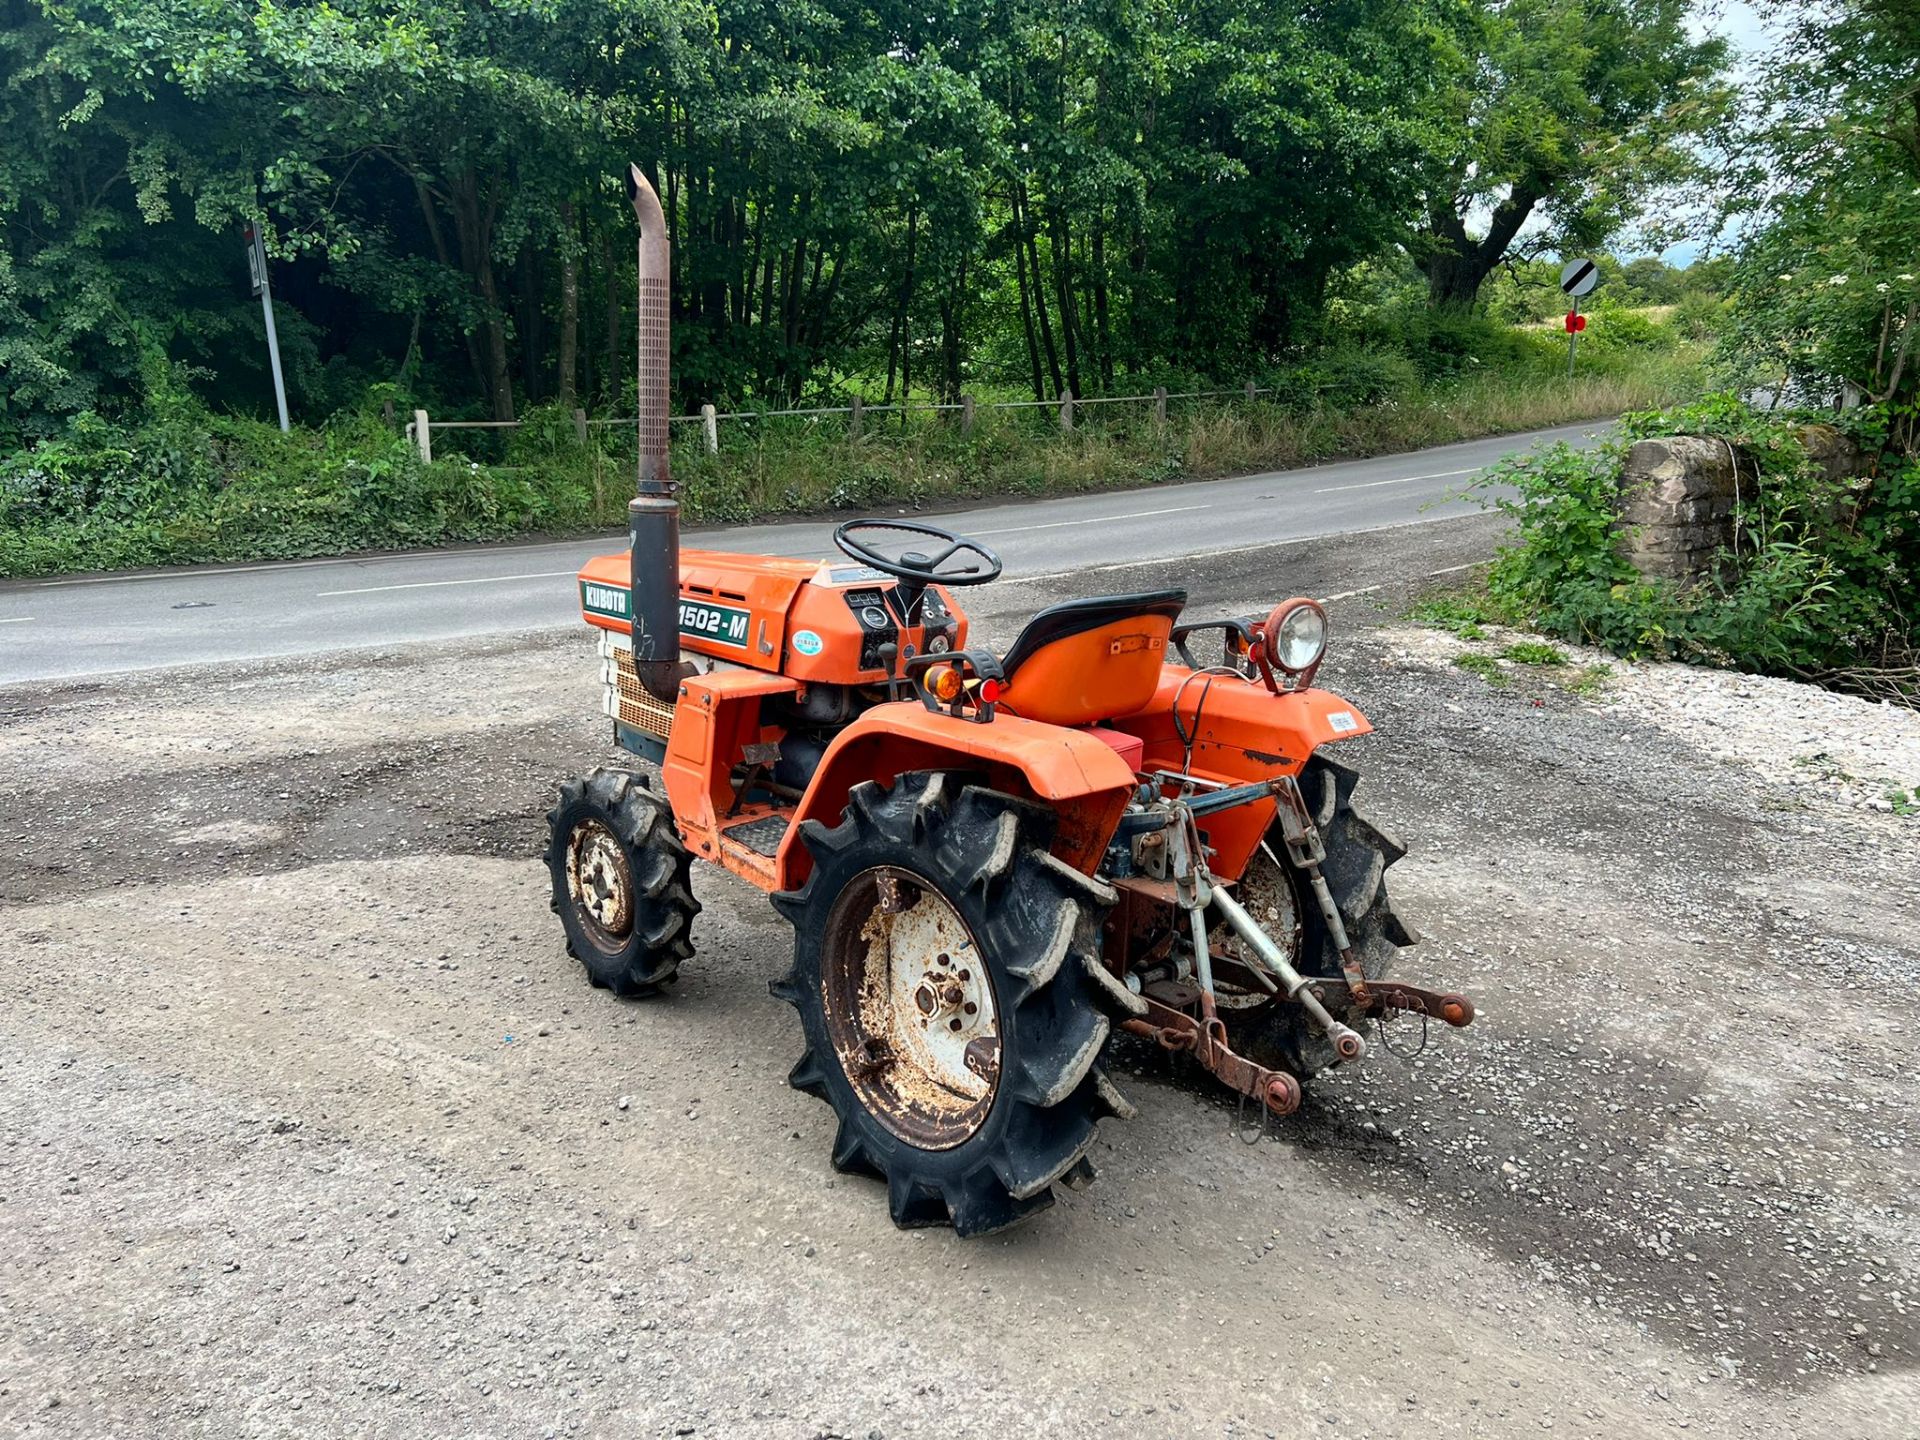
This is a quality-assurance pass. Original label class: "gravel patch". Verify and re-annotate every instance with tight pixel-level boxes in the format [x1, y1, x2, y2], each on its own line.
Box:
[1382, 621, 1920, 817]
[3, 520, 1916, 1437]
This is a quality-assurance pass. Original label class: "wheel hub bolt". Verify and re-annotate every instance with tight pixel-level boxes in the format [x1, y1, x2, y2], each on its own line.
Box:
[914, 973, 968, 1021]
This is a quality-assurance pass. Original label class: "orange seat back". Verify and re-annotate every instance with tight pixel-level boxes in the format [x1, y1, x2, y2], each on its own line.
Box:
[996, 592, 1186, 728]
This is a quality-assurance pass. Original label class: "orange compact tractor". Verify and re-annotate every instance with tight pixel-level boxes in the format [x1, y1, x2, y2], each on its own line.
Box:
[546, 168, 1474, 1234]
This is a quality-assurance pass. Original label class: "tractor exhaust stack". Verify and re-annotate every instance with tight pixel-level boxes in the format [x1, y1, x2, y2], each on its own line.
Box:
[625, 163, 681, 702]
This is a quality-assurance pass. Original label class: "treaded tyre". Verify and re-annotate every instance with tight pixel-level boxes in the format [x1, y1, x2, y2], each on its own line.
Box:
[771, 773, 1143, 1236]
[1222, 753, 1417, 1076]
[546, 768, 699, 995]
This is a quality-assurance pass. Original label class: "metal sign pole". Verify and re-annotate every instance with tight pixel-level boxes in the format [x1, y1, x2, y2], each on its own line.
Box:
[247, 223, 292, 432]
[1558, 257, 1599, 384]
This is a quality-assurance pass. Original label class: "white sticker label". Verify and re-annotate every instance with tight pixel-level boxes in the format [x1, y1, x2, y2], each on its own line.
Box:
[1327, 711, 1358, 733]
[792, 629, 824, 656]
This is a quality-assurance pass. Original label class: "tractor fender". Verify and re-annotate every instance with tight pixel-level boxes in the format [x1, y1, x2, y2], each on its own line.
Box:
[1274, 686, 1374, 752]
[1102, 678, 1375, 885]
[1115, 673, 1373, 772]
[776, 701, 1136, 887]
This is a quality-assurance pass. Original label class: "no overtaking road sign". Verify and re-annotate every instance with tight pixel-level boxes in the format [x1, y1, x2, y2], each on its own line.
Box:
[1559, 258, 1600, 298]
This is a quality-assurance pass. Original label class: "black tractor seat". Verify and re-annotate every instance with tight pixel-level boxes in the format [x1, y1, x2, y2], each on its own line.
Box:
[1000, 590, 1189, 675]
[994, 590, 1187, 727]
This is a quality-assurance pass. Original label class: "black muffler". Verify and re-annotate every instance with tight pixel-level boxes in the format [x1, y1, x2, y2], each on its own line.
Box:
[625, 163, 681, 702]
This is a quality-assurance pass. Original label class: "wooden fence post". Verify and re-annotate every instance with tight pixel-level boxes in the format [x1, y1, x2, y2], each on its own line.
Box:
[701, 403, 719, 454]
[1059, 389, 1075, 432]
[1153, 387, 1168, 431]
[961, 394, 975, 435]
[572, 407, 589, 445]
[413, 409, 432, 464]
[849, 395, 864, 440]
[1245, 380, 1258, 403]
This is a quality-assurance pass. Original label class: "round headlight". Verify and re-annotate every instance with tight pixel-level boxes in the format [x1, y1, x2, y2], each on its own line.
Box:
[1265, 599, 1327, 674]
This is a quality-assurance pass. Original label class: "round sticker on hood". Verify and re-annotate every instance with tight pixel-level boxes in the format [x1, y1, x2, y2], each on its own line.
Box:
[792, 629, 824, 656]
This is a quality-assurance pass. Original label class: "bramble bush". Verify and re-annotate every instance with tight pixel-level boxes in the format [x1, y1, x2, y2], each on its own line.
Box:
[1475, 394, 1918, 690]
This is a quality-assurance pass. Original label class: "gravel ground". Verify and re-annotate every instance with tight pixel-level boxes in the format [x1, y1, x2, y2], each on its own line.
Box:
[2, 513, 1916, 1438]
[1386, 622, 1920, 814]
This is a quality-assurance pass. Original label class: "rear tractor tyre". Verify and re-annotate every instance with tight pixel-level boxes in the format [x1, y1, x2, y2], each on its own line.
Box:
[1222, 754, 1417, 1078]
[545, 768, 700, 996]
[771, 773, 1143, 1236]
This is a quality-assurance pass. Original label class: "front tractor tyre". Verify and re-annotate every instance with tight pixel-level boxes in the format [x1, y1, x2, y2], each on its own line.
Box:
[772, 774, 1143, 1236]
[545, 768, 700, 996]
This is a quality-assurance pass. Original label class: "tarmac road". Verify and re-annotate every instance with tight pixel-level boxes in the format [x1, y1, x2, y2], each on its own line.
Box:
[0, 421, 1602, 682]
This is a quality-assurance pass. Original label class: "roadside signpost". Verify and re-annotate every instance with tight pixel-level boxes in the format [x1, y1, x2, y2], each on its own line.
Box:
[244, 221, 292, 431]
[1559, 258, 1600, 379]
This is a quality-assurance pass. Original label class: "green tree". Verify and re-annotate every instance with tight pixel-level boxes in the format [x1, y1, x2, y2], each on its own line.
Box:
[1415, 0, 1727, 308]
[4, 0, 1679, 439]
[1717, 0, 1920, 410]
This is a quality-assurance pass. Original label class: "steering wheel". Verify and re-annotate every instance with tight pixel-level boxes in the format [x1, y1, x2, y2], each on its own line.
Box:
[832, 518, 1003, 590]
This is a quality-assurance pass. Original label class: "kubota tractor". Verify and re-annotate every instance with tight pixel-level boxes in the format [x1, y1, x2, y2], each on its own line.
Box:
[546, 168, 1474, 1235]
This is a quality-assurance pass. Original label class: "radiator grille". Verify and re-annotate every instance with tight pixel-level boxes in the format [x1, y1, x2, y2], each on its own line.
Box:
[600, 632, 675, 739]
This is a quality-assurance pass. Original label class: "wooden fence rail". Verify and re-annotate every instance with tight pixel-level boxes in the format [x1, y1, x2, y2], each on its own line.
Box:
[405, 384, 1273, 464]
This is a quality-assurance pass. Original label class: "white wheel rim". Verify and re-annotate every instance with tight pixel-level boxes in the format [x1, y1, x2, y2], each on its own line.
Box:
[567, 820, 634, 942]
[824, 867, 1000, 1148]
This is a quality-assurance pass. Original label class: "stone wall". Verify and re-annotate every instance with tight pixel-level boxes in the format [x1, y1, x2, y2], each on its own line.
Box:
[1618, 426, 1869, 583]
[1617, 435, 1743, 582]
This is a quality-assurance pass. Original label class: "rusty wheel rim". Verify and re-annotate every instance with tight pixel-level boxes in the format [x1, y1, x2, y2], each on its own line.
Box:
[1210, 841, 1303, 1010]
[821, 866, 1000, 1150]
[566, 819, 634, 950]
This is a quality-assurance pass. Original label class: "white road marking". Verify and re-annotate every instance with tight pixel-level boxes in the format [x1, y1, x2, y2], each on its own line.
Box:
[316, 570, 579, 598]
[1321, 557, 1490, 605]
[1312, 467, 1479, 494]
[36, 553, 415, 586]
[31, 542, 608, 587]
[969, 503, 1209, 538]
[0, 616, 33, 624]
[1004, 508, 1489, 585]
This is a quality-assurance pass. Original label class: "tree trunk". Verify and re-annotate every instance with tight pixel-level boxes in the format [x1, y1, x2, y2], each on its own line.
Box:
[795, 241, 826, 398]
[806, 244, 846, 360]
[1422, 249, 1490, 307]
[1092, 218, 1114, 391]
[757, 220, 778, 395]
[1012, 203, 1046, 401]
[898, 209, 918, 406]
[1017, 187, 1063, 398]
[603, 231, 621, 410]
[1048, 203, 1083, 400]
[781, 230, 806, 398]
[446, 169, 513, 421]
[1418, 178, 1547, 308]
[518, 240, 543, 405]
[414, 177, 489, 403]
[940, 254, 967, 403]
[883, 209, 919, 407]
[557, 200, 579, 409]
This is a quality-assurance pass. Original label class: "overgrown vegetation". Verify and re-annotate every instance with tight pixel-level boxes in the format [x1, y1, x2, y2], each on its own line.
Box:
[0, 325, 1703, 578]
[0, 0, 1723, 440]
[1463, 3, 1920, 704]
[1474, 394, 1918, 699]
[1, 0, 1734, 575]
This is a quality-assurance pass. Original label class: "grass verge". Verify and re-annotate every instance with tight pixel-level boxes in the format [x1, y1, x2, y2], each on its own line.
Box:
[1, 345, 1703, 580]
